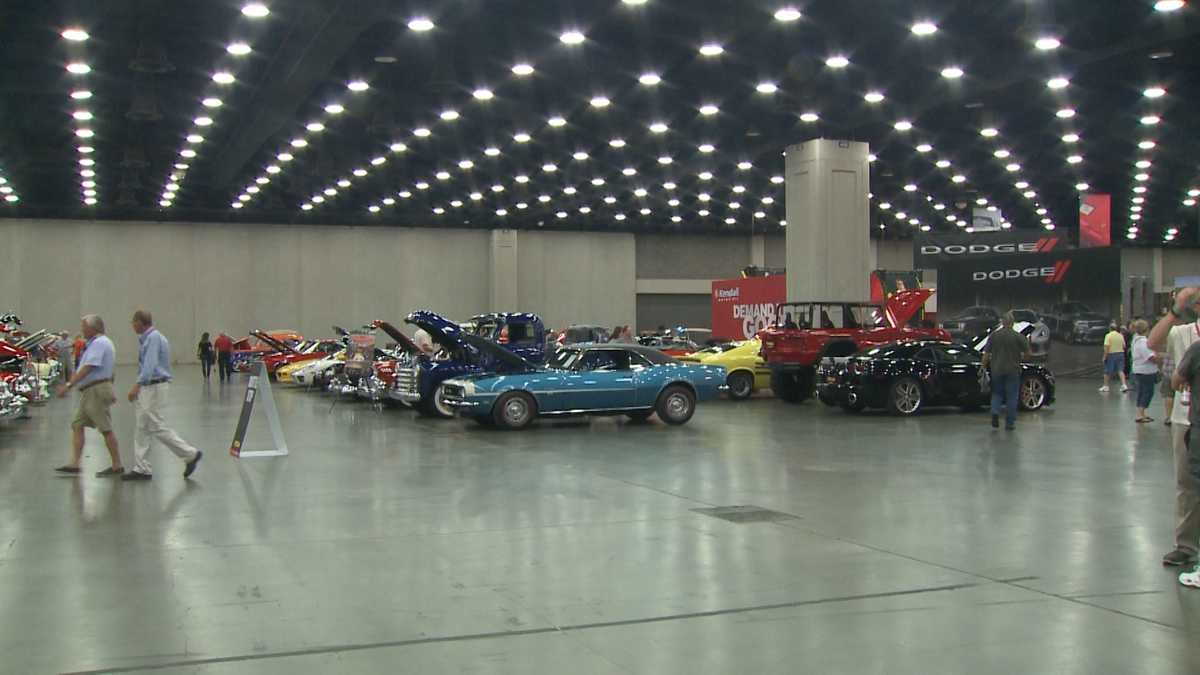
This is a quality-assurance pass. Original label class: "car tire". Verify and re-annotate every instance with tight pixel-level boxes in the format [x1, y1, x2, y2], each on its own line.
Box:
[726, 371, 754, 400]
[887, 377, 924, 416]
[1019, 375, 1049, 411]
[625, 410, 654, 423]
[492, 391, 537, 430]
[655, 385, 696, 425]
[771, 372, 800, 402]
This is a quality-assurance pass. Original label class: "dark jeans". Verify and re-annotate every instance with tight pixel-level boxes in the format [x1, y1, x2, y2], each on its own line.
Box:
[1134, 372, 1158, 409]
[217, 352, 233, 381]
[200, 355, 213, 378]
[990, 372, 1020, 425]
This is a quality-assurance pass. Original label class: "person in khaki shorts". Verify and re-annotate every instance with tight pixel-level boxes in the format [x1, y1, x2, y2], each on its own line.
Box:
[54, 315, 124, 477]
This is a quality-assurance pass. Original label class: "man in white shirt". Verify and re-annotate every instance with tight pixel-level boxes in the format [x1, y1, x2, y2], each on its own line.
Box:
[1149, 287, 1200, 567]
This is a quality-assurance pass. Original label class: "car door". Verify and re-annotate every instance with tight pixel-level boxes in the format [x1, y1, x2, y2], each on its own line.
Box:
[911, 347, 945, 402]
[561, 349, 637, 410]
[932, 344, 985, 403]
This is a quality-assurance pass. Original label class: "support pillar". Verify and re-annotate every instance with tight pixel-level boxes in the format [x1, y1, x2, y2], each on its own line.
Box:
[750, 235, 766, 268]
[784, 139, 871, 302]
[489, 229, 519, 311]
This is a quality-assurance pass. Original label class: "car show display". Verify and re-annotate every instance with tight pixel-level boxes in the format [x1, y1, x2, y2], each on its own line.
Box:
[678, 338, 771, 400]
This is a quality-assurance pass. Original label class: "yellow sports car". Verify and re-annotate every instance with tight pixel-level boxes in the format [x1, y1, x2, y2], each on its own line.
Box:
[678, 339, 771, 400]
[277, 350, 344, 383]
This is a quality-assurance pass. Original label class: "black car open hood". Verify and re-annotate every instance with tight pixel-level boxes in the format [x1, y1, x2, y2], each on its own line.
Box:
[459, 333, 539, 372]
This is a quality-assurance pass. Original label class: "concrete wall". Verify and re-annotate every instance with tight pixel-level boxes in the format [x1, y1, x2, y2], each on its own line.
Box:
[516, 230, 636, 330]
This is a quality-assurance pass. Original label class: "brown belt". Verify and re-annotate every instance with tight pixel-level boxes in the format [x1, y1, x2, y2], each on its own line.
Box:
[78, 378, 113, 392]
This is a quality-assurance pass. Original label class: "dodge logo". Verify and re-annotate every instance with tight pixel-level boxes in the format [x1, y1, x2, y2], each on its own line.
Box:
[921, 237, 1060, 257]
[971, 260, 1072, 284]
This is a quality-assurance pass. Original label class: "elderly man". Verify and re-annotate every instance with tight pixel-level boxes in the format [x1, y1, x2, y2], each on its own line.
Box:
[1150, 287, 1200, 568]
[981, 311, 1032, 431]
[123, 310, 202, 481]
[54, 315, 124, 477]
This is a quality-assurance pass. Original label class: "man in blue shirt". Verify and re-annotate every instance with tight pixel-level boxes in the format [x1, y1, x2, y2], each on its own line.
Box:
[123, 310, 203, 481]
[55, 315, 124, 477]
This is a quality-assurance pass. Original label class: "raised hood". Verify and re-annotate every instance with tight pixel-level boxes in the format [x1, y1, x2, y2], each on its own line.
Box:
[405, 310, 464, 351]
[371, 320, 421, 354]
[883, 289, 935, 329]
[250, 330, 296, 354]
[458, 333, 539, 372]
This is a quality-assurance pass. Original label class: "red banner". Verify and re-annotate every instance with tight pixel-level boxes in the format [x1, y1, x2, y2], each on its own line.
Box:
[1079, 194, 1111, 248]
[711, 276, 787, 341]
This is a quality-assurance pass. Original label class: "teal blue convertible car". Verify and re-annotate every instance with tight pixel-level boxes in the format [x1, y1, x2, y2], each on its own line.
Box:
[440, 338, 727, 429]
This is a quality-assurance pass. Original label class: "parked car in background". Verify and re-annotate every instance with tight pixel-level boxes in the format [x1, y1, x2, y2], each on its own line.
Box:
[678, 338, 771, 400]
[940, 306, 1001, 341]
[390, 311, 546, 417]
[1042, 302, 1110, 343]
[816, 337, 1055, 416]
[441, 340, 725, 429]
[555, 325, 612, 346]
[1010, 309, 1051, 357]
[230, 330, 304, 372]
[758, 289, 947, 403]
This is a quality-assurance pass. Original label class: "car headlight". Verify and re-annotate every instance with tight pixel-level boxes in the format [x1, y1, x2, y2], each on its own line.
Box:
[461, 381, 475, 396]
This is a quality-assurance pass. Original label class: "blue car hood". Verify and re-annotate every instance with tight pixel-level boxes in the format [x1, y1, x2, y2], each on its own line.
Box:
[405, 310, 464, 351]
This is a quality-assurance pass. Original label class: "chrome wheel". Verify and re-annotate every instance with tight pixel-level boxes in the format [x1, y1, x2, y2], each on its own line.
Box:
[433, 383, 455, 418]
[890, 379, 923, 415]
[726, 372, 753, 400]
[1020, 376, 1046, 410]
[495, 392, 535, 429]
[656, 385, 696, 425]
[666, 393, 689, 418]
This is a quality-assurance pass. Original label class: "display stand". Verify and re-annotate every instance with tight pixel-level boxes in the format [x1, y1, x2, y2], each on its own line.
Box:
[229, 361, 289, 458]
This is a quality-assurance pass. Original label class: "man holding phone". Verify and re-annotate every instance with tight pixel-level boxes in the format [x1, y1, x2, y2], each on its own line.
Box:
[1150, 288, 1200, 568]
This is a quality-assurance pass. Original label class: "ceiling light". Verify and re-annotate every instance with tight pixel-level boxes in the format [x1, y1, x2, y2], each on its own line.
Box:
[242, 3, 269, 18]
[1056, 108, 1076, 118]
[775, 7, 803, 22]
[238, 194, 252, 202]
[83, 197, 97, 205]
[799, 112, 820, 123]
[699, 143, 715, 153]
[732, 185, 746, 194]
[548, 116, 567, 127]
[484, 147, 501, 156]
[638, 72, 662, 86]
[1144, 86, 1167, 98]
[539, 195, 552, 203]
[265, 165, 281, 174]
[543, 163, 558, 172]
[980, 127, 999, 138]
[71, 90, 92, 100]
[513, 132, 531, 143]
[894, 120, 914, 131]
[1015, 181, 1030, 189]
[1062, 133, 1080, 143]
[323, 188, 337, 196]
[213, 72, 235, 84]
[347, 80, 369, 92]
[186, 134, 204, 143]
[771, 175, 784, 184]
[658, 156, 673, 165]
[473, 88, 494, 100]
[699, 104, 719, 116]
[413, 127, 431, 137]
[459, 159, 475, 169]
[435, 171, 450, 180]
[993, 149, 1011, 159]
[73, 111, 93, 121]
[1156, 0, 1186, 11]
[193, 116, 215, 127]
[864, 91, 884, 103]
[324, 103, 345, 114]
[590, 96, 611, 108]
[952, 175, 967, 183]
[336, 179, 350, 188]
[1186, 199, 1198, 207]
[467, 192, 480, 200]
[935, 159, 951, 168]
[737, 161, 753, 170]
[1066, 154, 1083, 164]
[940, 66, 964, 79]
[81, 169, 96, 177]
[1047, 77, 1069, 89]
[61, 28, 89, 41]
[762, 196, 776, 205]
[1035, 36, 1061, 50]
[300, 203, 313, 211]
[560, 30, 585, 45]
[1139, 140, 1157, 149]
[446, 199, 458, 207]
[623, 167, 638, 176]
[390, 142, 408, 153]
[66, 63, 91, 74]
[227, 42, 252, 56]
[512, 63, 534, 76]
[915, 143, 932, 153]
[904, 184, 918, 192]
[634, 188, 648, 197]
[911, 21, 938, 36]
[825, 55, 850, 69]
[515, 175, 530, 184]
[1075, 182, 1090, 191]
[649, 121, 669, 133]
[1005, 163, 1021, 172]
[610, 138, 626, 148]
[440, 109, 459, 121]
[371, 156, 387, 166]
[75, 128, 94, 138]
[699, 210, 710, 217]
[290, 138, 307, 148]
[408, 17, 435, 31]
[699, 193, 711, 202]
[756, 81, 778, 94]
[593, 178, 607, 186]
[1190, 189, 1200, 197]
[699, 43, 724, 56]
[277, 152, 294, 162]
[416, 182, 430, 190]
[664, 182, 677, 190]
[1140, 115, 1161, 126]
[1135, 172, 1150, 181]
[699, 172, 714, 181]
[579, 207, 592, 214]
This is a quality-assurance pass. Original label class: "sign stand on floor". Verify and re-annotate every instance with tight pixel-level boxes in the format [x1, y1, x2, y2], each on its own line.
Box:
[229, 361, 289, 458]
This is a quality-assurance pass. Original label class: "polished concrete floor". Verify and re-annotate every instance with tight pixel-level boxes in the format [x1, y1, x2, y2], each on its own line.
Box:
[2, 367, 1199, 674]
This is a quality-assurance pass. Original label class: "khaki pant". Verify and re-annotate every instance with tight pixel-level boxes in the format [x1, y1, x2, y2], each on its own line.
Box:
[132, 383, 198, 476]
[71, 381, 114, 433]
[1173, 423, 1200, 554]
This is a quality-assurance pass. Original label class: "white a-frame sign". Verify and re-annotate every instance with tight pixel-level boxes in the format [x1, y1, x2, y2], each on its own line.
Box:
[229, 361, 289, 458]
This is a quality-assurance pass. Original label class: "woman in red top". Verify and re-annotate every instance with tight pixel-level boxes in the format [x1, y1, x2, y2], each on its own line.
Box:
[72, 334, 85, 362]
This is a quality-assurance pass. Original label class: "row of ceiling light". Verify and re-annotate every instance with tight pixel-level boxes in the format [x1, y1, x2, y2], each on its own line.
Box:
[61, 27, 97, 206]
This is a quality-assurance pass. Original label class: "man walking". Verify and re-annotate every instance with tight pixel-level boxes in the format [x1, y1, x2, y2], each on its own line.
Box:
[214, 331, 234, 382]
[123, 310, 202, 481]
[54, 315, 124, 477]
[1101, 322, 1129, 393]
[1150, 287, 1200, 568]
[54, 331, 74, 380]
[981, 311, 1031, 431]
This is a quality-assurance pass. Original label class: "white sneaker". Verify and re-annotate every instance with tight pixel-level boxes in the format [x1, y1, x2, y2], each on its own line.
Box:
[1099, 386, 1110, 392]
[1121, 384, 1131, 393]
[1180, 567, 1200, 588]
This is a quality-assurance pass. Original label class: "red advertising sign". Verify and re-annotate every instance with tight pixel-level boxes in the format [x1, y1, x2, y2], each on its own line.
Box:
[711, 275, 787, 340]
[1079, 193, 1111, 248]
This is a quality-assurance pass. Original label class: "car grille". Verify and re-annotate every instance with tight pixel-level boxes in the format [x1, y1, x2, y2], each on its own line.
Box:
[393, 365, 419, 396]
[442, 383, 464, 399]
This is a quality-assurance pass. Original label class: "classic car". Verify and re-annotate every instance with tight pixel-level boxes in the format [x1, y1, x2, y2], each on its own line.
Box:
[230, 330, 304, 372]
[1010, 309, 1051, 357]
[940, 306, 1002, 341]
[1042, 302, 1110, 343]
[759, 289, 949, 402]
[0, 378, 27, 420]
[441, 339, 726, 429]
[390, 311, 546, 417]
[677, 338, 772, 400]
[288, 351, 345, 387]
[235, 332, 340, 376]
[816, 337, 1055, 416]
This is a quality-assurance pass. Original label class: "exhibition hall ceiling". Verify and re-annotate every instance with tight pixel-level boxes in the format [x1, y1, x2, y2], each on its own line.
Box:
[0, 0, 1197, 242]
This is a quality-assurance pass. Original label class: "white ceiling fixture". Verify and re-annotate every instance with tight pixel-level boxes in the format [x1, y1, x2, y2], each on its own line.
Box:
[638, 72, 662, 86]
[915, 143, 932, 153]
[573, 151, 589, 161]
[698, 143, 716, 153]
[799, 112, 819, 123]
[1047, 76, 1069, 89]
[61, 28, 89, 41]
[408, 17, 435, 32]
[513, 132, 532, 143]
[699, 43, 724, 57]
[512, 63, 534, 76]
[699, 104, 719, 116]
[775, 7, 802, 22]
[911, 21, 938, 36]
[609, 138, 626, 148]
[472, 88, 494, 101]
[1139, 140, 1157, 149]
[1143, 85, 1167, 98]
[894, 120, 913, 131]
[1034, 36, 1061, 51]
[756, 81, 779, 94]
[1062, 132, 1080, 143]
[306, 121, 325, 132]
[1155, 0, 1186, 10]
[1076, 182, 1090, 191]
[227, 42, 252, 56]
[213, 71, 236, 84]
[940, 66, 964, 79]
[936, 159, 951, 168]
[347, 80, 369, 92]
[439, 109, 459, 121]
[589, 96, 611, 108]
[324, 103, 344, 114]
[548, 116, 567, 127]
[390, 142, 407, 153]
[1055, 108, 1076, 118]
[864, 91, 885, 103]
[413, 127, 432, 137]
[623, 167, 638, 176]
[1140, 115, 1161, 125]
[241, 4, 270, 18]
[515, 175, 530, 184]
[560, 30, 586, 45]
[979, 127, 999, 138]
[737, 161, 753, 170]
[71, 90, 92, 100]
[649, 121, 669, 133]
[67, 62, 91, 74]
[825, 55, 850, 69]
